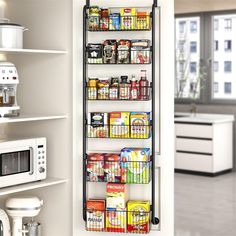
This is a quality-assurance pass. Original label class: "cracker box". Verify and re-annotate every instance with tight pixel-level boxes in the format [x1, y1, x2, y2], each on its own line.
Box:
[87, 153, 105, 182]
[130, 112, 151, 139]
[131, 40, 151, 64]
[86, 199, 105, 231]
[110, 112, 130, 138]
[120, 148, 151, 184]
[106, 209, 126, 232]
[127, 200, 150, 233]
[120, 8, 136, 30]
[88, 112, 109, 138]
[104, 153, 121, 183]
[106, 183, 127, 209]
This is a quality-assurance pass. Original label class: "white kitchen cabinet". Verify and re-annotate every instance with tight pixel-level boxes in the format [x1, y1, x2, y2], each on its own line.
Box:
[175, 113, 234, 175]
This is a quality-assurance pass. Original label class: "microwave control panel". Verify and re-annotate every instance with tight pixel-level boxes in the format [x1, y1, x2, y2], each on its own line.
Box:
[36, 138, 46, 179]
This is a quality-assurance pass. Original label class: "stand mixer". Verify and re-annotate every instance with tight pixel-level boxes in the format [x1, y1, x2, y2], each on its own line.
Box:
[5, 197, 43, 236]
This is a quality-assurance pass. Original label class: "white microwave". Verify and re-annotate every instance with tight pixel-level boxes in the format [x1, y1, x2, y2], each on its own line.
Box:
[0, 137, 46, 188]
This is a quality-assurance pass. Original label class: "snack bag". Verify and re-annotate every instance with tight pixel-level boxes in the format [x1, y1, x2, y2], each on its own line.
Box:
[104, 153, 121, 183]
[130, 112, 151, 139]
[110, 112, 130, 138]
[106, 209, 126, 232]
[87, 153, 105, 182]
[86, 199, 105, 231]
[127, 200, 150, 233]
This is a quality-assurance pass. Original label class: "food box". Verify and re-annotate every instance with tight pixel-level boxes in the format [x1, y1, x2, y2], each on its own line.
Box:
[106, 183, 127, 209]
[87, 153, 105, 182]
[117, 40, 131, 64]
[130, 112, 151, 139]
[88, 6, 100, 30]
[88, 112, 109, 138]
[86, 199, 105, 231]
[120, 8, 136, 30]
[136, 12, 151, 30]
[127, 200, 150, 233]
[106, 209, 126, 232]
[131, 40, 151, 64]
[100, 9, 109, 30]
[87, 44, 103, 64]
[104, 153, 121, 183]
[103, 40, 117, 64]
[120, 148, 151, 184]
[97, 78, 109, 100]
[110, 112, 130, 138]
[109, 13, 120, 30]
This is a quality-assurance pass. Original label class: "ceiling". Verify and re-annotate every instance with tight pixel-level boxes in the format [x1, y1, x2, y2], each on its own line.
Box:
[175, 0, 236, 14]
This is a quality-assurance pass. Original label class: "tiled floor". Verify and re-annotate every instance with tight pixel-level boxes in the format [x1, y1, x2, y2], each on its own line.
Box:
[175, 172, 236, 236]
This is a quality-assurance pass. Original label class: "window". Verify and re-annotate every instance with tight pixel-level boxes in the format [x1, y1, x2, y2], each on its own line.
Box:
[214, 19, 219, 30]
[214, 61, 219, 72]
[190, 62, 197, 73]
[214, 82, 219, 93]
[224, 61, 232, 72]
[190, 41, 197, 53]
[214, 40, 219, 51]
[179, 21, 186, 34]
[224, 82, 232, 94]
[224, 40, 232, 51]
[175, 16, 201, 99]
[224, 18, 232, 30]
[190, 21, 197, 33]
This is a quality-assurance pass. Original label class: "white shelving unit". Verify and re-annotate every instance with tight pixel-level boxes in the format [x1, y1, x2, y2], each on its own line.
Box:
[0, 178, 68, 196]
[0, 48, 68, 54]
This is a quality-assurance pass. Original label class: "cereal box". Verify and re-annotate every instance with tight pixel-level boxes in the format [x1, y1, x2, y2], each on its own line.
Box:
[110, 112, 130, 138]
[88, 112, 109, 138]
[130, 112, 151, 139]
[120, 148, 151, 184]
[127, 200, 150, 233]
[87, 153, 104, 182]
[106, 183, 127, 209]
[106, 209, 126, 232]
[104, 153, 121, 183]
[86, 199, 105, 231]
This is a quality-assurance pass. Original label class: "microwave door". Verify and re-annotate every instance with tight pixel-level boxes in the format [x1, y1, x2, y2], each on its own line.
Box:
[0, 150, 31, 176]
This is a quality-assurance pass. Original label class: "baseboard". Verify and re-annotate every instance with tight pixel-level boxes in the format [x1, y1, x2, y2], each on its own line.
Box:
[174, 169, 233, 177]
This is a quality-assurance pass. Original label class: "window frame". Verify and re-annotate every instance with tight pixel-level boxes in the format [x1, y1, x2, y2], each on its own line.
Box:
[175, 10, 236, 105]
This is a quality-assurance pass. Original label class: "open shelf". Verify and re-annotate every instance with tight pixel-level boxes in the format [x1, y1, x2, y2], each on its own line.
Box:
[0, 48, 68, 54]
[0, 114, 67, 124]
[0, 177, 68, 196]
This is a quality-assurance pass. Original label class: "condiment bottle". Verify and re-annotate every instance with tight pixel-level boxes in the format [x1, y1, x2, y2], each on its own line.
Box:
[119, 76, 130, 100]
[109, 77, 119, 100]
[130, 75, 138, 100]
[87, 78, 98, 100]
[139, 70, 149, 100]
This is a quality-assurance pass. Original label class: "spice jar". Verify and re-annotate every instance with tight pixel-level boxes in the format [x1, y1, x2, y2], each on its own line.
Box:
[119, 76, 130, 100]
[109, 77, 119, 100]
[88, 78, 98, 100]
[97, 78, 109, 100]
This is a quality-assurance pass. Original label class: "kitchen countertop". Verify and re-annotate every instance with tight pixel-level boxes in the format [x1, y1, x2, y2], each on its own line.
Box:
[175, 112, 235, 124]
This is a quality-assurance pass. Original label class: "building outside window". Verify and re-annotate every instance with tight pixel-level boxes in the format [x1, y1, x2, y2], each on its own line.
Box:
[224, 61, 232, 72]
[179, 40, 185, 52]
[190, 62, 197, 73]
[179, 21, 186, 34]
[179, 62, 184, 73]
[214, 82, 219, 93]
[224, 40, 232, 51]
[190, 41, 197, 53]
[214, 61, 219, 72]
[224, 82, 232, 94]
[214, 19, 219, 30]
[190, 21, 197, 33]
[224, 18, 232, 30]
[214, 40, 219, 51]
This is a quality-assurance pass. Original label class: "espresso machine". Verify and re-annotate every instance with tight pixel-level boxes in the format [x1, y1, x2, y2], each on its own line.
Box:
[0, 62, 20, 117]
[6, 197, 43, 236]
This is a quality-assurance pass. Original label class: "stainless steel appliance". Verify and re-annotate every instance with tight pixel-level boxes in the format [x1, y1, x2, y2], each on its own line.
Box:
[0, 138, 46, 188]
[0, 62, 20, 117]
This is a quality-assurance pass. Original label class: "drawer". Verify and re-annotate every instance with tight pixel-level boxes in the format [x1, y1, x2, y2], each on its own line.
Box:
[175, 123, 213, 139]
[176, 138, 213, 154]
[175, 152, 213, 172]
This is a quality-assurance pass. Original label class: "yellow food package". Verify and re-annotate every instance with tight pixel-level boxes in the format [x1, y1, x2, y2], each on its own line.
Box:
[120, 8, 136, 30]
[127, 200, 150, 233]
[110, 112, 130, 138]
[106, 209, 126, 232]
